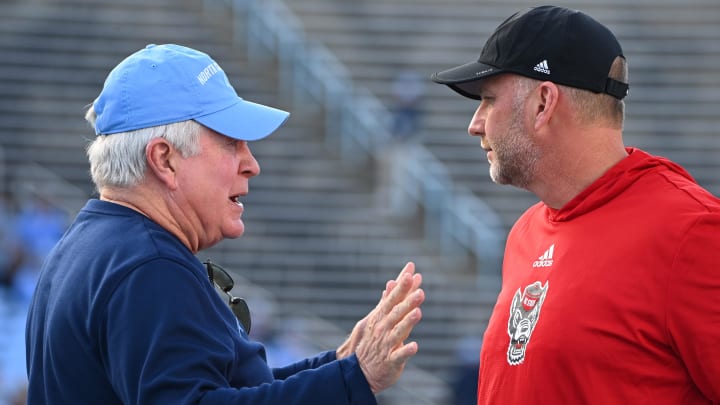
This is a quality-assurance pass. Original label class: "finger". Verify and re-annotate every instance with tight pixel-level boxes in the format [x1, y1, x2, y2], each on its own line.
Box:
[377, 292, 423, 349]
[386, 288, 424, 331]
[380, 272, 416, 314]
[390, 304, 423, 343]
[396, 261, 415, 281]
[389, 340, 420, 365]
[411, 272, 422, 291]
[382, 262, 415, 298]
[383, 280, 397, 297]
[390, 273, 422, 295]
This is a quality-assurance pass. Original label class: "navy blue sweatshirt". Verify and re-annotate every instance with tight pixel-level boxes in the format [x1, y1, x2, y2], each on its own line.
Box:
[26, 199, 376, 404]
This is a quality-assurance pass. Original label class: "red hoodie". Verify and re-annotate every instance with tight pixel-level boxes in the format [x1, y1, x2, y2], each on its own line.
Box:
[478, 148, 720, 404]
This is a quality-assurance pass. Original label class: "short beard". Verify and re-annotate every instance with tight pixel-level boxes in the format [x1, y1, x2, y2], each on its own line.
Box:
[489, 89, 540, 189]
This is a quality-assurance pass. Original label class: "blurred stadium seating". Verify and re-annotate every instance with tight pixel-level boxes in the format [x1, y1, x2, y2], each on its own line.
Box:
[1, 0, 718, 403]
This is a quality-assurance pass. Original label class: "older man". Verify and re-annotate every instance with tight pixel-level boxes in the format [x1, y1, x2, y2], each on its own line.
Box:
[26, 44, 424, 404]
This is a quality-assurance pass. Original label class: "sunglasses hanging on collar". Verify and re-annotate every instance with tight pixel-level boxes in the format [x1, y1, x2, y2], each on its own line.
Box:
[204, 260, 252, 334]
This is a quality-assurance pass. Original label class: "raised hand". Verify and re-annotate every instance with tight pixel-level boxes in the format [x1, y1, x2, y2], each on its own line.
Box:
[336, 262, 425, 393]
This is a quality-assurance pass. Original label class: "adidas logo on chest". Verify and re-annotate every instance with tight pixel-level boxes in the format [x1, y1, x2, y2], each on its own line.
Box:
[532, 244, 555, 268]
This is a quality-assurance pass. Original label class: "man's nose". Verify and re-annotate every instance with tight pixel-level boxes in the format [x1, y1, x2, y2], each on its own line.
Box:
[468, 105, 485, 137]
[240, 148, 261, 177]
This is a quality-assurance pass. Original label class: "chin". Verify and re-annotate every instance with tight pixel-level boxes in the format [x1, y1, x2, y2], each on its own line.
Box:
[223, 225, 246, 240]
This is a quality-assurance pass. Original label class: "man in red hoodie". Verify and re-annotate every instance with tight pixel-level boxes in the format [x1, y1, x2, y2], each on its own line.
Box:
[432, 5, 720, 404]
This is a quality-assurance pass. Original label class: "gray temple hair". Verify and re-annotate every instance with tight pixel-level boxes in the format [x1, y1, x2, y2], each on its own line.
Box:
[84, 105, 202, 190]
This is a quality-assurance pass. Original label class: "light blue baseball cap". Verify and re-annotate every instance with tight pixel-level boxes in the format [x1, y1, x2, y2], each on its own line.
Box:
[92, 44, 289, 140]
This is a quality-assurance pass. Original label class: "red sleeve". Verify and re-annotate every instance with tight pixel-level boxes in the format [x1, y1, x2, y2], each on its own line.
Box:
[666, 211, 720, 402]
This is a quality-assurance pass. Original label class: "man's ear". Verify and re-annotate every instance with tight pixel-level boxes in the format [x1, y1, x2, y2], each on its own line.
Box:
[145, 138, 179, 189]
[533, 81, 559, 131]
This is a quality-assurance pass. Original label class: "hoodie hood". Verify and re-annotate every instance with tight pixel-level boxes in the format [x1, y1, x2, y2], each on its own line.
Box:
[549, 147, 697, 222]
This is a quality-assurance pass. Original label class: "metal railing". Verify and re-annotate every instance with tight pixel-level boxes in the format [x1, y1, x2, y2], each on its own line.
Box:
[206, 0, 504, 274]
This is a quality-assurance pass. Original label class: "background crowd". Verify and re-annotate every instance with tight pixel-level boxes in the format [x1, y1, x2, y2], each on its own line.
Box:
[0, 193, 68, 404]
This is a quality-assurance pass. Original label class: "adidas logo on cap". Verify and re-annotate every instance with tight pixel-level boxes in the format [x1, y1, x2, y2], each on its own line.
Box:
[533, 59, 550, 75]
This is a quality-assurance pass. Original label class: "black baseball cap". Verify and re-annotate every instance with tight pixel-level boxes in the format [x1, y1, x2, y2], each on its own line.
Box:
[431, 5, 629, 100]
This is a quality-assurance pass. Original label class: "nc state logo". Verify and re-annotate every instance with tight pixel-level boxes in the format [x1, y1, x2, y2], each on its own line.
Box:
[507, 281, 549, 365]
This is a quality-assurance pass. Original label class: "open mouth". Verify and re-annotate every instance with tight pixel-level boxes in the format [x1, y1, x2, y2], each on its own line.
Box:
[229, 195, 243, 207]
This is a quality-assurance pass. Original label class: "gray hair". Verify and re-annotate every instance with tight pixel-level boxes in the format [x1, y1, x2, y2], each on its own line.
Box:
[84, 105, 202, 190]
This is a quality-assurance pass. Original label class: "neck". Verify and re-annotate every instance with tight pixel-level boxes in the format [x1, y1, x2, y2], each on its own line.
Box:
[529, 129, 627, 209]
[100, 195, 150, 217]
[100, 186, 200, 253]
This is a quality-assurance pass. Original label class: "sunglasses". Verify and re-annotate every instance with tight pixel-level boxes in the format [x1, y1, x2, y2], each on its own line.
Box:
[204, 260, 251, 334]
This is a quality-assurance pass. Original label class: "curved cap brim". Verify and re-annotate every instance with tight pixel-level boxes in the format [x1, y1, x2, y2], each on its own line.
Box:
[431, 61, 502, 100]
[195, 98, 290, 141]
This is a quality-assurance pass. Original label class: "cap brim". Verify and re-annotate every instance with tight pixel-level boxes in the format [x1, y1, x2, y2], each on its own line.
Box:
[195, 98, 290, 141]
[431, 61, 502, 100]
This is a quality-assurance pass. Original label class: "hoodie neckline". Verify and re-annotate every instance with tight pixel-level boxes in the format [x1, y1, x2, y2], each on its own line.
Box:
[546, 147, 695, 222]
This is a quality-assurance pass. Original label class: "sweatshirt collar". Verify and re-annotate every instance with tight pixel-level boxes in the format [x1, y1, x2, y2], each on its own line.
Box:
[547, 147, 695, 222]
